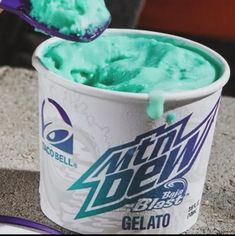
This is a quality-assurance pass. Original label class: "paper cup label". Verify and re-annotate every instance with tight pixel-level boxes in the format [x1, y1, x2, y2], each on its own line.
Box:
[39, 76, 221, 234]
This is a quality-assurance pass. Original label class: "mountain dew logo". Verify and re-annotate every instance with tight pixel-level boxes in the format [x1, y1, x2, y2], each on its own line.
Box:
[69, 99, 220, 220]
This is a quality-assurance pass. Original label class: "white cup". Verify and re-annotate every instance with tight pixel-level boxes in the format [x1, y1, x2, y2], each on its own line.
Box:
[32, 29, 230, 234]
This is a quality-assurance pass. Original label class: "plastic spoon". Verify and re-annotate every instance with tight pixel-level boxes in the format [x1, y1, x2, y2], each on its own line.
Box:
[0, 0, 111, 42]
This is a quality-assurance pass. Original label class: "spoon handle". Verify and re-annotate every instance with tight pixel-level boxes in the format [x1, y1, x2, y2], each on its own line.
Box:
[0, 0, 24, 13]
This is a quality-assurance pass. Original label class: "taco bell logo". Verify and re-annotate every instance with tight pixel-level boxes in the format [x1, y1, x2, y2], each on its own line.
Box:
[69, 99, 220, 220]
[41, 98, 73, 155]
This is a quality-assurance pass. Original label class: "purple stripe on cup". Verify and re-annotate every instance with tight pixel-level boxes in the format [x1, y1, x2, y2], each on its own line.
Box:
[0, 215, 62, 234]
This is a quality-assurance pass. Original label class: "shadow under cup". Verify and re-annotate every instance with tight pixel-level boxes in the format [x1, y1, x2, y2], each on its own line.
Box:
[32, 29, 230, 234]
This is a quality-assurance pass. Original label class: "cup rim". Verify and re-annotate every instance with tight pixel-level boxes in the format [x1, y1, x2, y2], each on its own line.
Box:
[32, 29, 230, 104]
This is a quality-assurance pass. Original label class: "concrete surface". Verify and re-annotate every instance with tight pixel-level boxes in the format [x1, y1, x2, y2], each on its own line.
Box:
[0, 67, 234, 234]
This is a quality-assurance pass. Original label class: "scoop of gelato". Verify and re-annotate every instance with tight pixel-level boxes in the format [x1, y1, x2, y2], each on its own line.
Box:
[30, 0, 111, 38]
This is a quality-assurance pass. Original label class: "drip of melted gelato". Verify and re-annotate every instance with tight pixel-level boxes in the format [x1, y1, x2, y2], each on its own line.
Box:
[40, 34, 220, 119]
